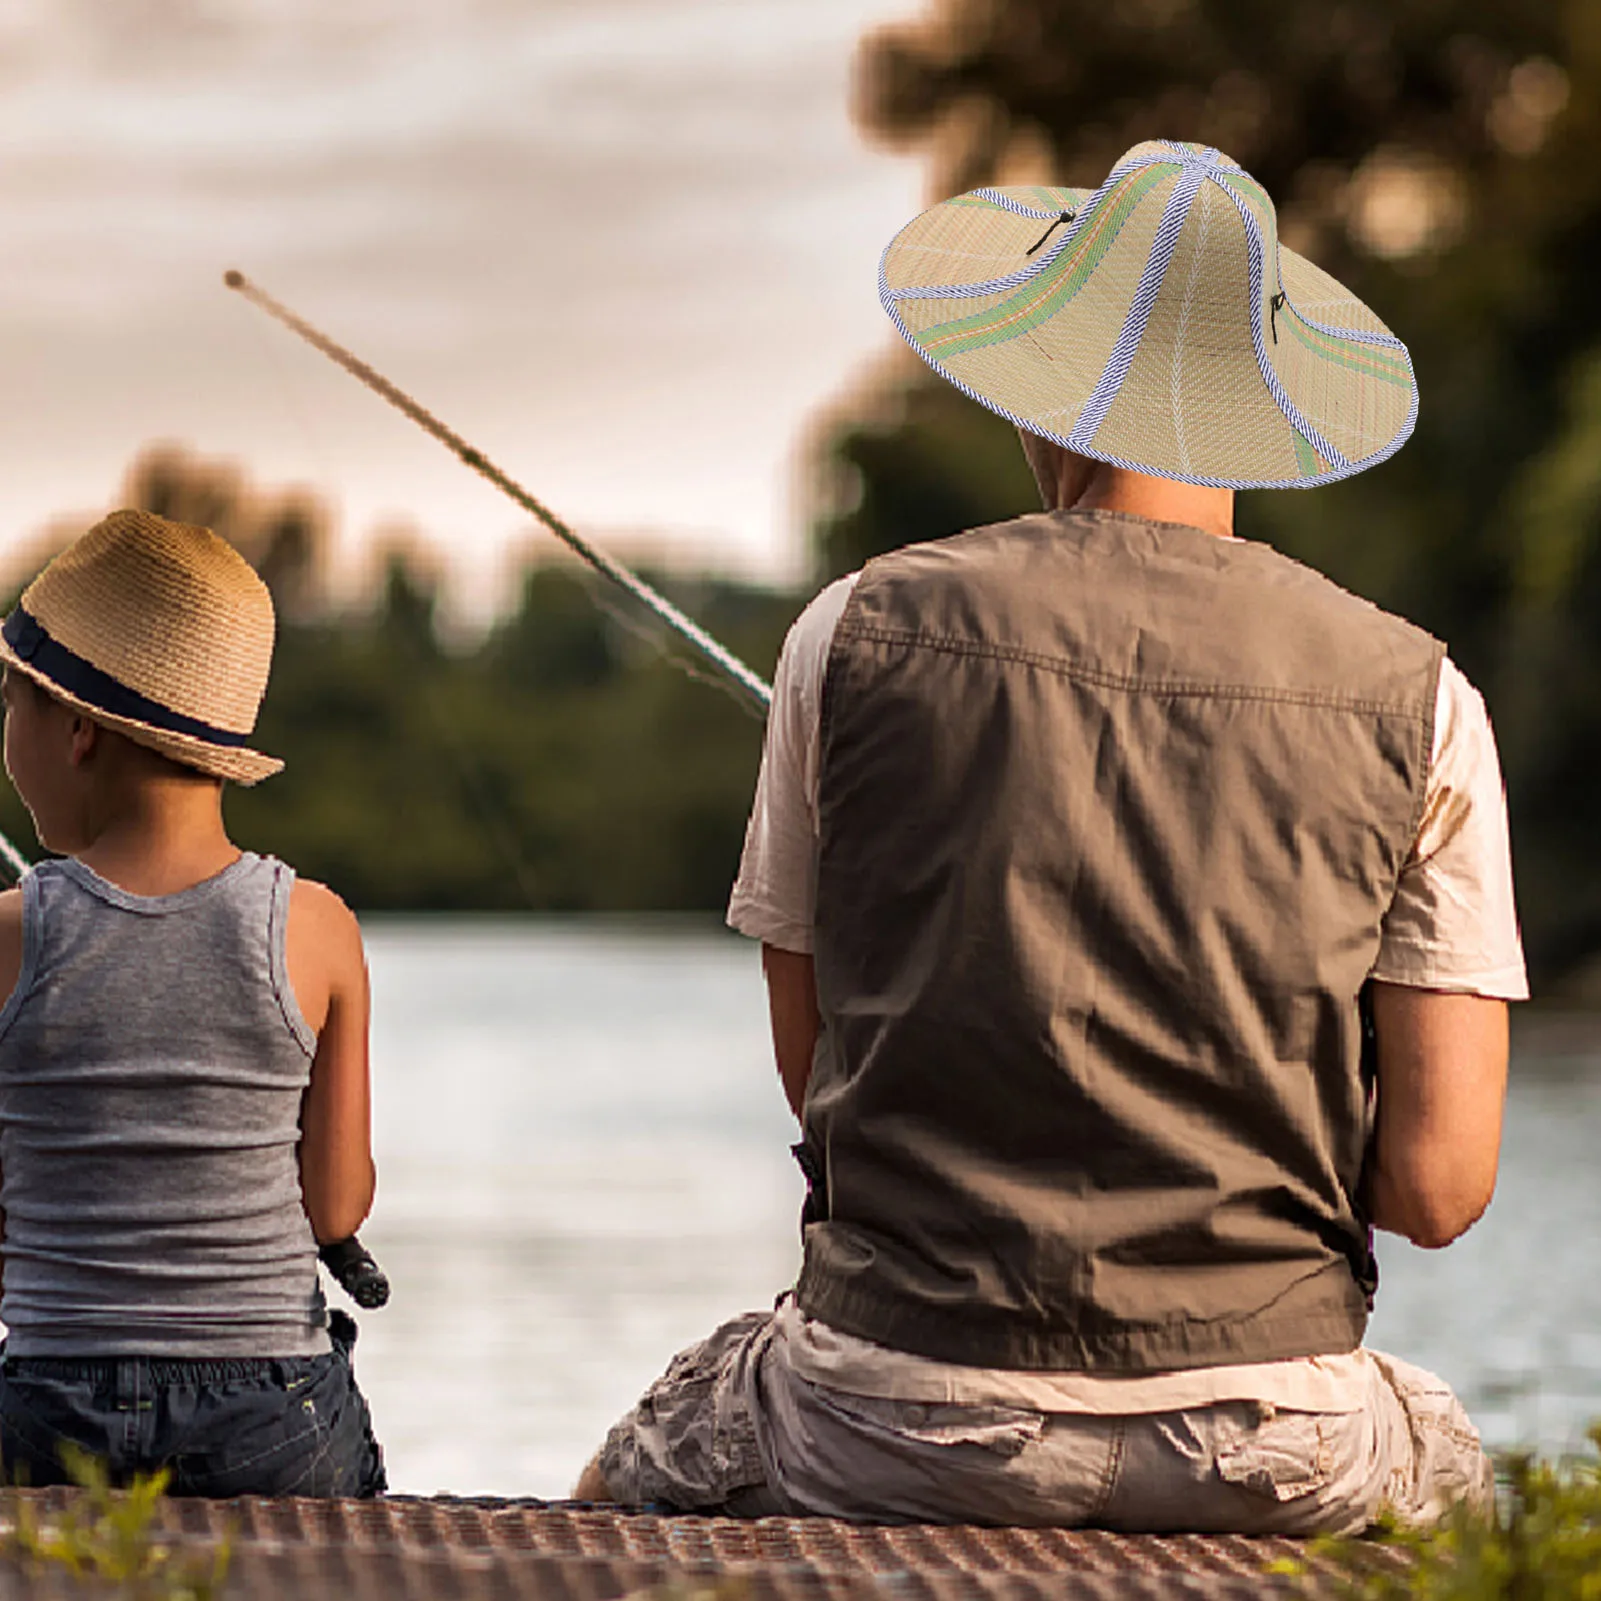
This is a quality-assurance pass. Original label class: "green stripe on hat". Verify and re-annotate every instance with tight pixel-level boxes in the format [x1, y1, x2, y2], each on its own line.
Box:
[916, 165, 1173, 358]
[1281, 309, 1414, 386]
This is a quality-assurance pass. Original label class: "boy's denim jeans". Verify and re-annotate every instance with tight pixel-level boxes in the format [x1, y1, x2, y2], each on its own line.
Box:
[0, 1311, 385, 1498]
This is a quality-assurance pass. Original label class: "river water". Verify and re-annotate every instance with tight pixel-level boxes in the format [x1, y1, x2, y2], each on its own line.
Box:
[355, 919, 1601, 1498]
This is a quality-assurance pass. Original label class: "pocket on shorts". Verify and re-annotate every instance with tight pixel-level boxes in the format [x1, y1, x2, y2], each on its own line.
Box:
[1366, 1349, 1492, 1520]
[1214, 1407, 1334, 1503]
[603, 1311, 773, 1509]
[809, 1387, 1047, 1460]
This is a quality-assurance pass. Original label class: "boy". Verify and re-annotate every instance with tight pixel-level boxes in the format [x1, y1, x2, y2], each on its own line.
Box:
[0, 507, 385, 1497]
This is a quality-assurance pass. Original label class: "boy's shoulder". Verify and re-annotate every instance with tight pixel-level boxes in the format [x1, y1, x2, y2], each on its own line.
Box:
[283, 876, 366, 1036]
[287, 874, 365, 977]
[288, 875, 363, 952]
[289, 874, 356, 921]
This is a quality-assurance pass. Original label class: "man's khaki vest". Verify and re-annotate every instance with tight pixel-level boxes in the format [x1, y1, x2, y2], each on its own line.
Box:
[796, 510, 1443, 1372]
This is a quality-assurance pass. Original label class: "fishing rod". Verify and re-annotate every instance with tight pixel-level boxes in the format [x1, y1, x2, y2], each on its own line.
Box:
[223, 271, 774, 715]
[222, 270, 788, 1311]
[0, 832, 29, 887]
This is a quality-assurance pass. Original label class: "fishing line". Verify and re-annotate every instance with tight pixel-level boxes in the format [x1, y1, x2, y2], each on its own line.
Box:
[223, 272, 774, 716]
[239, 299, 340, 489]
[0, 829, 29, 886]
[381, 567, 547, 910]
[585, 579, 766, 714]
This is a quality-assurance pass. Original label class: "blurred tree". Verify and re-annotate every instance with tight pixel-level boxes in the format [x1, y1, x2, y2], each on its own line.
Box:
[223, 541, 793, 915]
[810, 0, 1601, 981]
[485, 566, 619, 692]
[0, 446, 798, 915]
[126, 445, 330, 622]
[814, 358, 1040, 578]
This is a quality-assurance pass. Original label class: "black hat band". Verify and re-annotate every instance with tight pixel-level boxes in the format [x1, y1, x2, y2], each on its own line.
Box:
[2, 608, 251, 748]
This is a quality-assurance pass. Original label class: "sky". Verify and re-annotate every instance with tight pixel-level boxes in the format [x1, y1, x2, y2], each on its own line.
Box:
[0, 0, 926, 612]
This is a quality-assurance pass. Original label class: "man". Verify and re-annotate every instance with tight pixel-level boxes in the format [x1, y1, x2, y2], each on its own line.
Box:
[578, 140, 1524, 1532]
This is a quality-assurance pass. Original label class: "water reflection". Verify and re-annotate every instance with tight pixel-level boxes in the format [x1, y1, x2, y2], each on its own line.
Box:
[357, 919, 1601, 1496]
[1369, 1023, 1601, 1459]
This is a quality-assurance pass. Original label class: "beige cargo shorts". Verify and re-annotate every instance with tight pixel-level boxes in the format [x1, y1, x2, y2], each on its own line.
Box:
[596, 1311, 1492, 1534]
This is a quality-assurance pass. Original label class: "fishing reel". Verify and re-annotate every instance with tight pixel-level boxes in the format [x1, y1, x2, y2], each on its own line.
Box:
[319, 1236, 391, 1310]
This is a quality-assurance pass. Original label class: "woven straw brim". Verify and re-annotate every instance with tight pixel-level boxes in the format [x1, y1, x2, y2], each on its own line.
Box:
[0, 508, 284, 785]
[880, 145, 1417, 490]
[0, 638, 283, 786]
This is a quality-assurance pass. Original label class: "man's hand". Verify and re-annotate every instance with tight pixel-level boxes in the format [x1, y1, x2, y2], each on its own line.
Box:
[1365, 982, 1508, 1249]
[762, 944, 818, 1119]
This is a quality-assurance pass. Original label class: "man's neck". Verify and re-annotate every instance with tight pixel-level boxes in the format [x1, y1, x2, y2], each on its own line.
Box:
[1067, 465, 1236, 541]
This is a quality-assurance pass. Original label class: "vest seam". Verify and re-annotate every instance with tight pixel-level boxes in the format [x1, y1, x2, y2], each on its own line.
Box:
[797, 1262, 1367, 1371]
[800, 1247, 1365, 1336]
[834, 622, 1434, 720]
[820, 585, 864, 759]
[1399, 644, 1447, 856]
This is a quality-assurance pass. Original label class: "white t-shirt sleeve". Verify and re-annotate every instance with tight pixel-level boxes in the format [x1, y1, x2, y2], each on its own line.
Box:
[1371, 657, 1529, 999]
[725, 574, 859, 953]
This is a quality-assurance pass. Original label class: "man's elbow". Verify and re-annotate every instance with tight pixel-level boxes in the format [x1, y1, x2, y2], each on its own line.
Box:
[1401, 1210, 1475, 1251]
[1376, 1173, 1496, 1250]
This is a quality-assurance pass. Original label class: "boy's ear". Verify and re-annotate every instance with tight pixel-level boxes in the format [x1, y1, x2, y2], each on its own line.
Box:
[68, 714, 100, 768]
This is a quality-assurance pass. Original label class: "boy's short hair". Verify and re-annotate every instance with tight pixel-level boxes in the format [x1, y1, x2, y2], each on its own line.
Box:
[0, 510, 283, 785]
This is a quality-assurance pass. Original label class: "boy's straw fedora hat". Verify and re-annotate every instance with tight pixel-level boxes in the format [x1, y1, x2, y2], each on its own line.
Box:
[0, 509, 283, 785]
[880, 139, 1417, 489]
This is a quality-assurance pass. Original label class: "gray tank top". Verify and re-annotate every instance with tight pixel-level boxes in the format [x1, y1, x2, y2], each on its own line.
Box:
[0, 853, 330, 1357]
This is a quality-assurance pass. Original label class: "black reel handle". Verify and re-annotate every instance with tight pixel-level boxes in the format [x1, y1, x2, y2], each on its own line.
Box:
[319, 1236, 391, 1309]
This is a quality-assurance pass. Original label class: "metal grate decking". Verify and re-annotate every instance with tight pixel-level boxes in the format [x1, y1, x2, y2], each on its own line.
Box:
[0, 1493, 1399, 1599]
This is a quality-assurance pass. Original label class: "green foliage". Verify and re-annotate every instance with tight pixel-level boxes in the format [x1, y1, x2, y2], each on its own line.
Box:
[5, 1445, 230, 1599]
[809, 0, 1601, 982]
[815, 370, 1041, 578]
[1276, 1430, 1601, 1599]
[222, 557, 797, 913]
[0, 448, 802, 916]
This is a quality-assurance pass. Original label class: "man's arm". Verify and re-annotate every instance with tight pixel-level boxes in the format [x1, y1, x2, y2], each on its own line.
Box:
[1365, 982, 1507, 1249]
[763, 945, 818, 1120]
[730, 581, 855, 1120]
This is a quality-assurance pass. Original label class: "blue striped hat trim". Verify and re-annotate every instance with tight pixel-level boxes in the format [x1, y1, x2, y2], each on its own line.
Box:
[1067, 161, 1208, 452]
[2, 608, 251, 748]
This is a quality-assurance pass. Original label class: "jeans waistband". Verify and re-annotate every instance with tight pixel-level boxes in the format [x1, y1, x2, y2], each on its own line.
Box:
[3, 1352, 321, 1385]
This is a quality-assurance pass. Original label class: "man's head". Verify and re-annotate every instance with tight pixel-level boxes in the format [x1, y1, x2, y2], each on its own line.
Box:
[0, 509, 283, 828]
[878, 141, 1417, 492]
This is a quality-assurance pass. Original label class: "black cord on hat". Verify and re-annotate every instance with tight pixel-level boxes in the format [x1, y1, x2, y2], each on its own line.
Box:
[1026, 210, 1077, 255]
[1270, 291, 1287, 343]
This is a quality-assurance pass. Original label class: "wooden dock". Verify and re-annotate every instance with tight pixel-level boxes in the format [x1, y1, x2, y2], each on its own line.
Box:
[0, 1492, 1387, 1598]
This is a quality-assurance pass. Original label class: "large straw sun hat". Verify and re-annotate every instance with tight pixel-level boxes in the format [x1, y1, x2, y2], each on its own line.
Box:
[880, 139, 1417, 489]
[0, 509, 283, 785]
